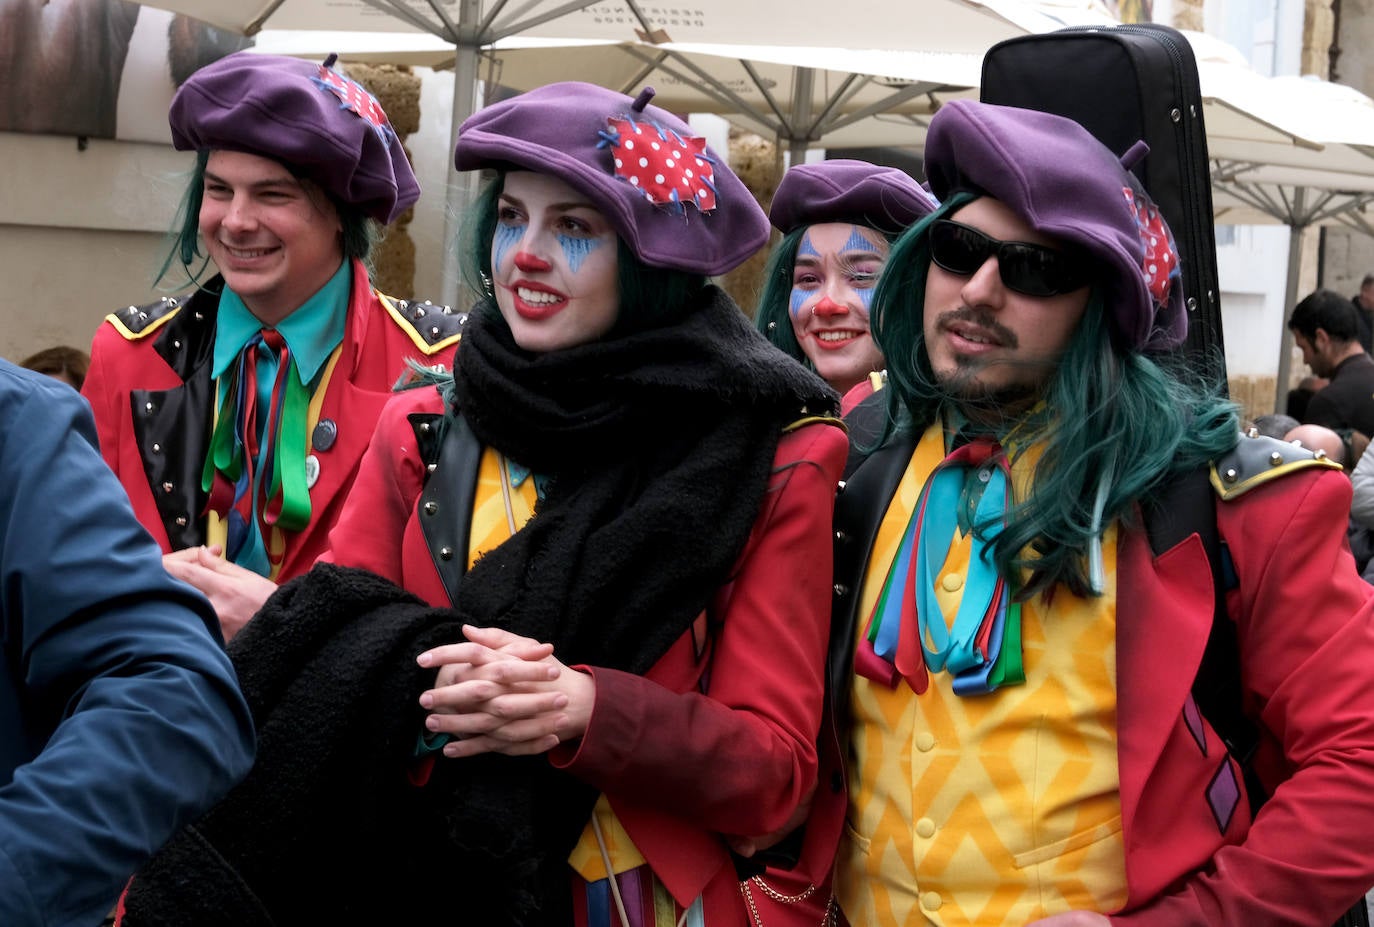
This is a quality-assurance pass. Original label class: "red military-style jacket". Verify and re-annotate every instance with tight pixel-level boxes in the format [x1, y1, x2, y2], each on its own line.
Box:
[771, 421, 1374, 927]
[323, 384, 849, 926]
[83, 259, 462, 583]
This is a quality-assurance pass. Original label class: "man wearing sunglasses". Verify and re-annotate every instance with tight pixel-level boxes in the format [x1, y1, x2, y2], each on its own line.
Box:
[755, 100, 1374, 927]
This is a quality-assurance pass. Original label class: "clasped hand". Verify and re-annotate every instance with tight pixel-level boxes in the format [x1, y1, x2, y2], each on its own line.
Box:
[417, 625, 594, 759]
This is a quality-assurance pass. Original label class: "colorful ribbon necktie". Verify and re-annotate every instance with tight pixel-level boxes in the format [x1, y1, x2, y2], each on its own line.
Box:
[202, 329, 313, 577]
[856, 438, 1025, 696]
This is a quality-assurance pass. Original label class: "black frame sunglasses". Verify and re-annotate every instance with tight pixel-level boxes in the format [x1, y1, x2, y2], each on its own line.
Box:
[928, 219, 1090, 298]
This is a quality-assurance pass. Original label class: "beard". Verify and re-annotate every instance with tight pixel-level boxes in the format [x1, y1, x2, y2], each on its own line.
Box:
[935, 364, 1041, 420]
[924, 307, 1064, 424]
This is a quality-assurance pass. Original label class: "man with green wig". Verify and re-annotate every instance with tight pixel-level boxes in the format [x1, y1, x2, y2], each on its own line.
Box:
[748, 99, 1374, 927]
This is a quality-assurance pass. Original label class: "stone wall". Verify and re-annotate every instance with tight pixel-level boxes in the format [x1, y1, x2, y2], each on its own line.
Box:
[343, 63, 419, 299]
[720, 127, 784, 317]
[1323, 0, 1374, 313]
[1229, 374, 1281, 425]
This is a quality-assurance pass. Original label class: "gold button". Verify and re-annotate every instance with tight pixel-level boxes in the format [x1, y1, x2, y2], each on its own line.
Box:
[941, 573, 963, 592]
[921, 892, 942, 912]
[916, 818, 936, 838]
[915, 732, 936, 752]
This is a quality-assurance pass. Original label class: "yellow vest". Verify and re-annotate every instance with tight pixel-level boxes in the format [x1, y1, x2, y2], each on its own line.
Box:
[836, 423, 1127, 925]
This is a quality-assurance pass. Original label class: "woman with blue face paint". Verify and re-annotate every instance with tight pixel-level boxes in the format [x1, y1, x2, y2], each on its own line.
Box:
[124, 80, 847, 927]
[318, 82, 849, 926]
[756, 160, 937, 412]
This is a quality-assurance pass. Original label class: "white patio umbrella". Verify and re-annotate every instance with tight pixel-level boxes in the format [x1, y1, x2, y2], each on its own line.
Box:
[1186, 33, 1374, 405]
[139, 0, 1115, 303]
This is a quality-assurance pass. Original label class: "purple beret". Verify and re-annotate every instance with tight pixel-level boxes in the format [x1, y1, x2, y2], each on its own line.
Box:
[169, 52, 419, 225]
[769, 159, 938, 237]
[924, 100, 1186, 352]
[454, 82, 769, 276]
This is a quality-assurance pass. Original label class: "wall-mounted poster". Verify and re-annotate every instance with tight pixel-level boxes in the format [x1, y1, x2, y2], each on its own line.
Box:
[0, 0, 250, 144]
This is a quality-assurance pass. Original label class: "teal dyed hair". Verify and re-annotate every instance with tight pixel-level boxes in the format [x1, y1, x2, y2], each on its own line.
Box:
[754, 224, 904, 368]
[755, 227, 810, 363]
[461, 170, 708, 334]
[156, 150, 378, 290]
[873, 193, 1239, 599]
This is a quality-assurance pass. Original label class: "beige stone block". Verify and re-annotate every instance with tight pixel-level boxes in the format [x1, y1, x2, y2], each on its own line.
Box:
[339, 63, 422, 296]
[345, 63, 422, 135]
[1170, 0, 1204, 33]
[1228, 374, 1280, 424]
[720, 128, 782, 317]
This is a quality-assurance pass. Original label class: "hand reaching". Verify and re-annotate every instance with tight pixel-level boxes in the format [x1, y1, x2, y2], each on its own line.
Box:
[163, 545, 277, 641]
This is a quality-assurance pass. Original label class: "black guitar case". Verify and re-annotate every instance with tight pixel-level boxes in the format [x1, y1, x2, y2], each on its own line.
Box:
[981, 23, 1227, 388]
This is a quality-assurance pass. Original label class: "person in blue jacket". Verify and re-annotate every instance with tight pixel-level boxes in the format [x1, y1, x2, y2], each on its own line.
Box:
[0, 357, 255, 927]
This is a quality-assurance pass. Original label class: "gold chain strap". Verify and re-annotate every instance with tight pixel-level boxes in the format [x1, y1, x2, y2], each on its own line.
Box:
[739, 876, 837, 927]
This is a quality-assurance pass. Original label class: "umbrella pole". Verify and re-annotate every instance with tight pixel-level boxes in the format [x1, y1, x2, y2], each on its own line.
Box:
[1273, 220, 1306, 414]
[786, 68, 815, 168]
[441, 0, 483, 310]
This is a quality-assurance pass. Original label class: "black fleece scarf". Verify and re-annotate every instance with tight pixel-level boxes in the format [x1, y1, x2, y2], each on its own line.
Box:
[428, 285, 838, 923]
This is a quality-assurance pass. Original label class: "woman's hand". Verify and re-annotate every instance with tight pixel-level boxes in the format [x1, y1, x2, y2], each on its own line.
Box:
[417, 625, 596, 758]
[163, 545, 277, 641]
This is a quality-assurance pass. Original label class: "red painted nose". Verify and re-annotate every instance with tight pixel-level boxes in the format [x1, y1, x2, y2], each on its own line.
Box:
[513, 251, 551, 272]
[813, 296, 849, 317]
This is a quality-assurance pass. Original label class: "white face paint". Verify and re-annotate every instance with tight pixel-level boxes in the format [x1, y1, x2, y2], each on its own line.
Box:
[788, 222, 889, 395]
[490, 171, 621, 353]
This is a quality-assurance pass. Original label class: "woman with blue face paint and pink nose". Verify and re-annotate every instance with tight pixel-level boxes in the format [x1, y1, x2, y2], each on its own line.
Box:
[320, 82, 850, 926]
[756, 160, 937, 412]
[119, 83, 848, 927]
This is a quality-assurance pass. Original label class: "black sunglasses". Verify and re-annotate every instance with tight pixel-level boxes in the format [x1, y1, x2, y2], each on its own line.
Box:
[928, 219, 1090, 297]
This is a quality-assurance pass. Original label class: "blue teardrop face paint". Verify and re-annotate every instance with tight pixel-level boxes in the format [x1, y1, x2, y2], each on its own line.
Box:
[790, 232, 821, 317]
[492, 222, 522, 273]
[843, 226, 876, 255]
[557, 233, 605, 275]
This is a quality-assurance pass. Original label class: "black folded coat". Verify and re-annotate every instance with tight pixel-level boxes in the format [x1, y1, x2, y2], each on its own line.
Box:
[120, 564, 482, 926]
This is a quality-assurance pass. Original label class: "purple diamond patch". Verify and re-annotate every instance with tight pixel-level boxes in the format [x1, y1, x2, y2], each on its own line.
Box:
[1183, 694, 1208, 755]
[1206, 759, 1241, 835]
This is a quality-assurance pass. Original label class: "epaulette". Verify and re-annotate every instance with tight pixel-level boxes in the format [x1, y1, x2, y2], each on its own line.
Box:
[104, 295, 185, 341]
[380, 294, 465, 355]
[1210, 429, 1343, 501]
[783, 405, 847, 435]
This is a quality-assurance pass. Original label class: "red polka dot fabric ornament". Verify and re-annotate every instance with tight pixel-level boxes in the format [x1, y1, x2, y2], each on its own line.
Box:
[1122, 185, 1180, 311]
[453, 81, 768, 276]
[312, 54, 395, 147]
[601, 98, 718, 213]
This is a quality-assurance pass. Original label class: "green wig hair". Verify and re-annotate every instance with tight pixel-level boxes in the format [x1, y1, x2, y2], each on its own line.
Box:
[460, 170, 708, 335]
[872, 194, 1239, 599]
[754, 227, 809, 362]
[157, 150, 379, 291]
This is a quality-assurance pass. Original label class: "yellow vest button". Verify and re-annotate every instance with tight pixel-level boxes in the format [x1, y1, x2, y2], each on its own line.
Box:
[915, 732, 936, 752]
[941, 573, 963, 592]
[921, 892, 943, 912]
[916, 818, 936, 838]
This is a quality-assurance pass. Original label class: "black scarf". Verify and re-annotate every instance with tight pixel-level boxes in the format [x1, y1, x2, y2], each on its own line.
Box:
[427, 285, 837, 922]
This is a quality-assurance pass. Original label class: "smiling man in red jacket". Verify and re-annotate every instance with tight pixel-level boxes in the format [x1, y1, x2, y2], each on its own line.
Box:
[83, 52, 461, 638]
